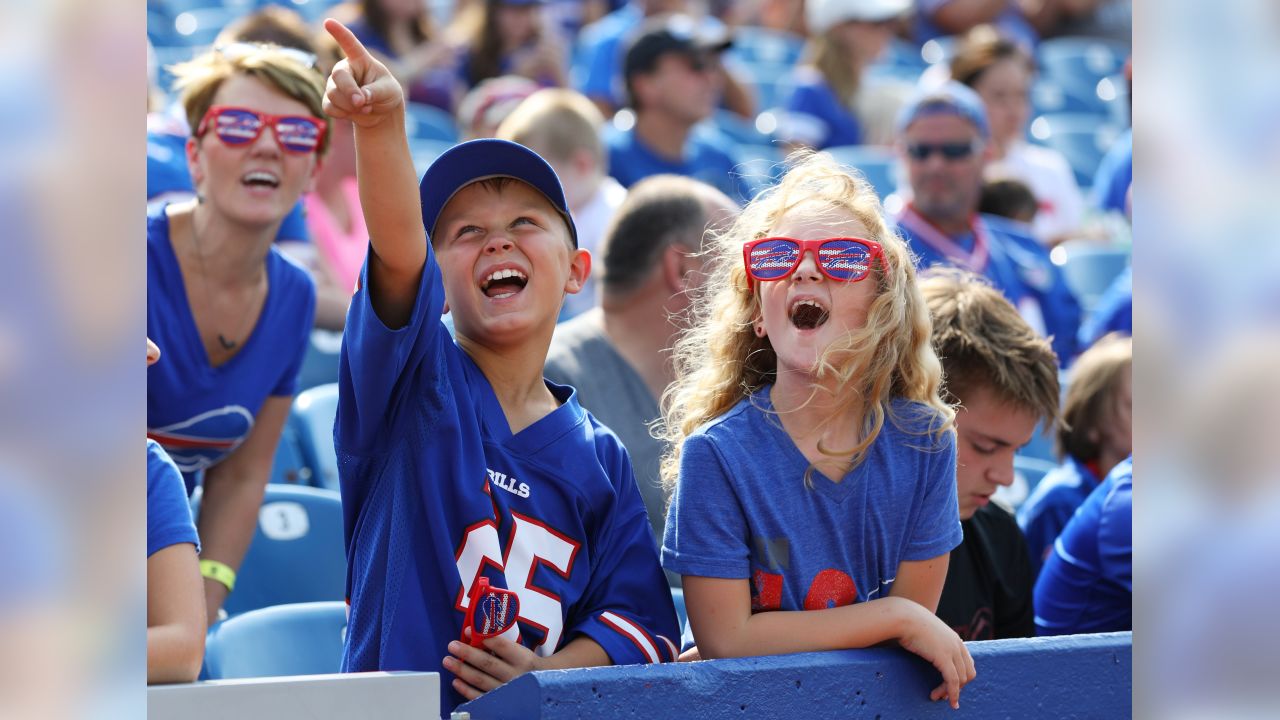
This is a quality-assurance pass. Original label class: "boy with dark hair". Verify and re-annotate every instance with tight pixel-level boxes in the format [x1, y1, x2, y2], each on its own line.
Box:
[922, 269, 1060, 640]
[321, 19, 679, 714]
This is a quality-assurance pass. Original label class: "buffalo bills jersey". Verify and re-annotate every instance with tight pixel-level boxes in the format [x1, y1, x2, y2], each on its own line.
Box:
[895, 210, 1082, 364]
[146, 210, 315, 493]
[336, 244, 679, 713]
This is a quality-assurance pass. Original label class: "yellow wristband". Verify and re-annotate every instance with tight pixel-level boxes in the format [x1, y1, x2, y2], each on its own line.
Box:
[200, 559, 236, 592]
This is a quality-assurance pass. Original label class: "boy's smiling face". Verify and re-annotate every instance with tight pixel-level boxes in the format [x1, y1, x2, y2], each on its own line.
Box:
[433, 179, 589, 346]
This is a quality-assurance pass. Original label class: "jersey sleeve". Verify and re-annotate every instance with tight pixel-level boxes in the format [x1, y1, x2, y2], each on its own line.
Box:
[1098, 477, 1132, 593]
[147, 440, 200, 557]
[904, 429, 963, 561]
[337, 240, 446, 454]
[566, 448, 681, 665]
[660, 432, 752, 579]
[574, 36, 620, 105]
[1018, 490, 1077, 577]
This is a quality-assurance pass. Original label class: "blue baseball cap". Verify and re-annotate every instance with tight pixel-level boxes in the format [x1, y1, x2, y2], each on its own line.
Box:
[418, 138, 578, 247]
[894, 81, 991, 139]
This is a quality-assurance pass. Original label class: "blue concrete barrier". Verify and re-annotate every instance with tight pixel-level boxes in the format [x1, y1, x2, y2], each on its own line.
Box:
[460, 632, 1131, 719]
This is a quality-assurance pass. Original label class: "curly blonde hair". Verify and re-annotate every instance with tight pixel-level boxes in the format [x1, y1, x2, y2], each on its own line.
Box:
[658, 151, 953, 491]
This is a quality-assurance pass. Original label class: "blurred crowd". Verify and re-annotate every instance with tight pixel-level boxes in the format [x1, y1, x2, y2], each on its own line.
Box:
[144, 0, 1133, 696]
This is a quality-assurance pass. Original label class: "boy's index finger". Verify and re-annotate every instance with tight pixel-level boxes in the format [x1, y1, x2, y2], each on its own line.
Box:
[323, 18, 372, 66]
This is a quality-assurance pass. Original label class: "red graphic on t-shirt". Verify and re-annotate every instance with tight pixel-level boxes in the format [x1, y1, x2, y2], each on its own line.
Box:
[751, 569, 783, 611]
[803, 569, 858, 610]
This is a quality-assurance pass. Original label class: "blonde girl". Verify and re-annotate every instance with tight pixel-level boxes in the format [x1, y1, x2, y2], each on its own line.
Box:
[659, 152, 975, 708]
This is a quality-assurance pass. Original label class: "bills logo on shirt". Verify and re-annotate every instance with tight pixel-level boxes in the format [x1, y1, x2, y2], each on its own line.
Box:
[148, 406, 255, 472]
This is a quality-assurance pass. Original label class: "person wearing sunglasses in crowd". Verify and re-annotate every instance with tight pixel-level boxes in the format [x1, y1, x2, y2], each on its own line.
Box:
[147, 45, 323, 626]
[659, 151, 975, 710]
[892, 81, 1081, 366]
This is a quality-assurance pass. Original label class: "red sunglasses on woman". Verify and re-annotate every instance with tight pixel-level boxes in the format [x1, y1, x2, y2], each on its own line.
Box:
[196, 105, 327, 155]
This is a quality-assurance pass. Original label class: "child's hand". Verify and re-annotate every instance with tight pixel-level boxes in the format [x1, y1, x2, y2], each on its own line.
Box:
[321, 18, 404, 128]
[893, 599, 977, 710]
[442, 629, 545, 701]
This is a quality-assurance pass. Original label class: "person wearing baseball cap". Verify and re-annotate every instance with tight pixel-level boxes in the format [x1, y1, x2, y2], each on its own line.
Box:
[775, 0, 910, 150]
[605, 14, 756, 203]
[891, 81, 1082, 366]
[319, 18, 679, 714]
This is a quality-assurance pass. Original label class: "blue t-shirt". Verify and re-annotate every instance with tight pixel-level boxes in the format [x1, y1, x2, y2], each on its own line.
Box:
[336, 244, 679, 713]
[147, 440, 200, 557]
[1078, 265, 1132, 350]
[147, 129, 311, 243]
[780, 67, 861, 150]
[1033, 456, 1132, 635]
[662, 390, 962, 616]
[1017, 456, 1100, 577]
[896, 213, 1081, 364]
[146, 210, 316, 493]
[605, 126, 756, 204]
[572, 3, 645, 107]
[1090, 128, 1132, 215]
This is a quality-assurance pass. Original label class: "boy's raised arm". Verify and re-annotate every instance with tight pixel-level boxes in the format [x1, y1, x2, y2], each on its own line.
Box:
[323, 18, 426, 328]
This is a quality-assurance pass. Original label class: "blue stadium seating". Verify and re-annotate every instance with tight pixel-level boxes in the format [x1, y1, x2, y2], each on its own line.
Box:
[404, 102, 459, 143]
[411, 139, 458, 180]
[1014, 455, 1058, 496]
[191, 485, 347, 616]
[726, 27, 804, 68]
[1027, 112, 1123, 188]
[1036, 36, 1128, 100]
[169, 6, 240, 47]
[725, 27, 804, 111]
[203, 601, 348, 679]
[296, 328, 342, 392]
[708, 109, 775, 148]
[269, 425, 311, 485]
[291, 383, 340, 491]
[1051, 241, 1130, 310]
[671, 587, 687, 631]
[822, 144, 899, 200]
[1030, 77, 1107, 118]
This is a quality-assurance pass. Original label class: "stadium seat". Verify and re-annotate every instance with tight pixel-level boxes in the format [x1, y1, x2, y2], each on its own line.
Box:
[411, 139, 457, 180]
[1027, 113, 1122, 188]
[292, 383, 340, 491]
[1030, 78, 1108, 118]
[726, 27, 804, 68]
[1051, 241, 1130, 310]
[296, 328, 342, 392]
[708, 109, 775, 147]
[822, 144, 899, 200]
[191, 485, 347, 616]
[269, 425, 312, 485]
[203, 601, 348, 679]
[880, 38, 929, 72]
[1036, 37, 1128, 99]
[671, 587, 687, 631]
[169, 6, 240, 47]
[731, 143, 785, 197]
[404, 102, 459, 143]
[1014, 455, 1058, 496]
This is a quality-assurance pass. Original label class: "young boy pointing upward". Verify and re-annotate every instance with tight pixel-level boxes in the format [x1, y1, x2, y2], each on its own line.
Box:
[321, 19, 678, 714]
